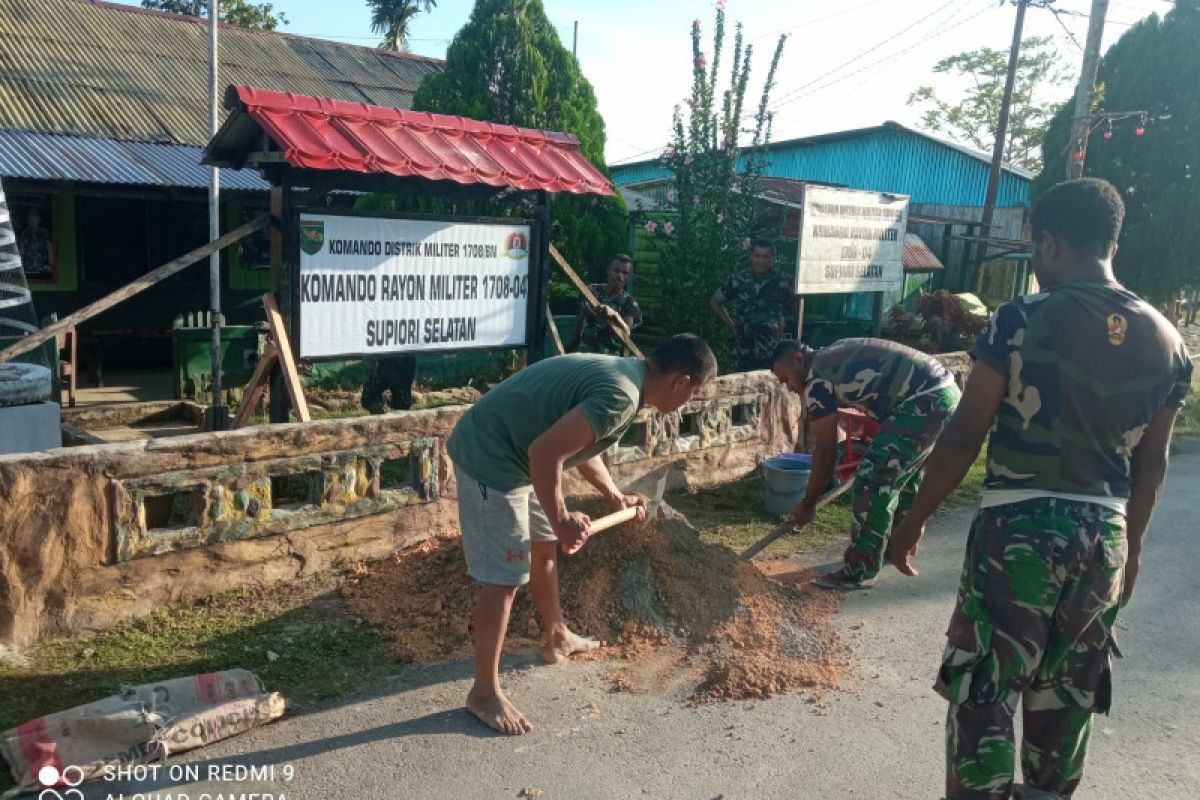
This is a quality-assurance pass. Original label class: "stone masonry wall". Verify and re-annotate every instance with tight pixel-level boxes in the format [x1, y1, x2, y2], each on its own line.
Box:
[0, 371, 801, 651]
[0, 354, 969, 652]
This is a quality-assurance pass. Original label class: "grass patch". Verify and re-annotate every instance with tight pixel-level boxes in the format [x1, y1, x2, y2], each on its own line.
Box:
[0, 576, 395, 791]
[1173, 370, 1200, 445]
[670, 453, 989, 562]
[669, 475, 852, 560]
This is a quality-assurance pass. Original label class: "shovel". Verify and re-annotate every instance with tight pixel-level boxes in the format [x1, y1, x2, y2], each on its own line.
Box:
[738, 478, 854, 561]
[586, 471, 669, 534]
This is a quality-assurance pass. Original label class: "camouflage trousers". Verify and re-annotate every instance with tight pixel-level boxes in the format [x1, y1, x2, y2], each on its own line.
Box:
[938, 498, 1127, 799]
[732, 332, 786, 373]
[842, 384, 960, 581]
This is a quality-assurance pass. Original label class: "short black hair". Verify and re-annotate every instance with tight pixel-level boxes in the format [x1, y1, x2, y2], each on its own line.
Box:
[771, 339, 813, 364]
[648, 333, 718, 386]
[750, 237, 775, 254]
[610, 254, 633, 267]
[1031, 178, 1125, 257]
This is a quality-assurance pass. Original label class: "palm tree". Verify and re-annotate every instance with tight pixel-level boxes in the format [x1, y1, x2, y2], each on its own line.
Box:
[368, 0, 437, 51]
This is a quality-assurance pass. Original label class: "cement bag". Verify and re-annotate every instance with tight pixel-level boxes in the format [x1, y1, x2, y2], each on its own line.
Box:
[0, 669, 284, 797]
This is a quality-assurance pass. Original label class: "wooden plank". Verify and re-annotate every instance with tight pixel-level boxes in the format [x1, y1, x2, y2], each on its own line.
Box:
[548, 244, 645, 358]
[0, 214, 271, 365]
[233, 341, 278, 429]
[263, 293, 311, 422]
[546, 303, 565, 355]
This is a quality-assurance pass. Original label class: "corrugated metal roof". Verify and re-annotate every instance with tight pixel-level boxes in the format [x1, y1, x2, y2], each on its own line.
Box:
[612, 122, 1032, 208]
[0, 129, 269, 189]
[903, 233, 944, 271]
[0, 0, 442, 147]
[207, 86, 614, 196]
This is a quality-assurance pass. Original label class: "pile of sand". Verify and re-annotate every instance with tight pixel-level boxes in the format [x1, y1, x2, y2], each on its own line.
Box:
[344, 503, 845, 702]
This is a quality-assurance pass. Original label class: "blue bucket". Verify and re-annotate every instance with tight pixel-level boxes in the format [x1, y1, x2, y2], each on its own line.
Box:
[763, 454, 812, 516]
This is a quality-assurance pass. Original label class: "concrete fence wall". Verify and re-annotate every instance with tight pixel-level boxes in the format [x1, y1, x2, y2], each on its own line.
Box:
[0, 356, 972, 652]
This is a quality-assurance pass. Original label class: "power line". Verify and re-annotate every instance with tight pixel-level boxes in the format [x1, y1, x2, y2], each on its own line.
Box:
[770, 1, 995, 115]
[767, 0, 966, 110]
[749, 0, 893, 43]
[1055, 8, 1139, 25]
[1050, 7, 1087, 51]
[610, 143, 670, 166]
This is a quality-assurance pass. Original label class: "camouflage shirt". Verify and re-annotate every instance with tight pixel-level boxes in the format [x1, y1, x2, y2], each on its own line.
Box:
[714, 268, 794, 367]
[577, 283, 642, 356]
[973, 281, 1193, 499]
[805, 338, 954, 421]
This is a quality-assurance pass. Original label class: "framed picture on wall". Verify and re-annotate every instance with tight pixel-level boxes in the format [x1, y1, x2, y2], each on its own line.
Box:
[10, 193, 55, 282]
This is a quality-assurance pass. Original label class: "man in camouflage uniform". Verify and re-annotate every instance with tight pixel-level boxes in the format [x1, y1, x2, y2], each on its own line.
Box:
[890, 178, 1194, 799]
[568, 254, 642, 355]
[710, 238, 795, 372]
[770, 338, 961, 590]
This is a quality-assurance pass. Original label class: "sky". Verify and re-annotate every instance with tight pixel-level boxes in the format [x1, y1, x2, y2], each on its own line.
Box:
[115, 0, 1174, 164]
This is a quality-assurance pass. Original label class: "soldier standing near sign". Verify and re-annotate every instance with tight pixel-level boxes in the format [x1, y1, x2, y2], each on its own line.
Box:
[447, 334, 717, 735]
[710, 238, 796, 372]
[889, 179, 1193, 799]
[567, 254, 642, 355]
[769, 337, 961, 590]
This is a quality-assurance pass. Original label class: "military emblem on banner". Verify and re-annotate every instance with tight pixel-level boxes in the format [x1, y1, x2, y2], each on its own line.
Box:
[503, 231, 528, 259]
[299, 220, 325, 255]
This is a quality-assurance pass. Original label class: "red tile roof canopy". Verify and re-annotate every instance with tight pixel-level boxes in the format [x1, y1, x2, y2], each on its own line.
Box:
[209, 85, 614, 196]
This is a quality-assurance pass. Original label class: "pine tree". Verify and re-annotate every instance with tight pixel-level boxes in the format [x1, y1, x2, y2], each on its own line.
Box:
[412, 0, 625, 295]
[1035, 0, 1200, 301]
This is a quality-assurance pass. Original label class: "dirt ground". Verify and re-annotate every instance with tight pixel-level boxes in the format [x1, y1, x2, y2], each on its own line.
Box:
[344, 503, 846, 704]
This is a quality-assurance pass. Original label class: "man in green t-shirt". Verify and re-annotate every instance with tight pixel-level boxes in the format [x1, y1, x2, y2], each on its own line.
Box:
[446, 334, 717, 736]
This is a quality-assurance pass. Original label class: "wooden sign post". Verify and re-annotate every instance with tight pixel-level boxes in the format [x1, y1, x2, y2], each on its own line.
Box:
[235, 293, 310, 428]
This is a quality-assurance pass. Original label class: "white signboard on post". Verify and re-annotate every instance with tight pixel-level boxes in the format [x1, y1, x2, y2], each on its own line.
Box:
[297, 213, 532, 359]
[795, 185, 909, 294]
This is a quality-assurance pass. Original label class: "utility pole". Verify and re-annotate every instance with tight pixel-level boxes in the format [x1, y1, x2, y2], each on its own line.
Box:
[1066, 0, 1109, 178]
[972, 0, 1029, 292]
[207, 0, 226, 429]
[572, 20, 578, 57]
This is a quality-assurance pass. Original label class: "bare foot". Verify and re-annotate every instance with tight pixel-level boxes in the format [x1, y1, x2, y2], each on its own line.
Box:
[542, 625, 601, 664]
[465, 686, 532, 736]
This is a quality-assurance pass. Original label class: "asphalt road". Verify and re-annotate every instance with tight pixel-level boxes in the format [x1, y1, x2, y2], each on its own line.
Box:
[61, 444, 1200, 800]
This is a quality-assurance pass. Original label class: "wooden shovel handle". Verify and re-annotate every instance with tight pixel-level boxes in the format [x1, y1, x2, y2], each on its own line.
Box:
[588, 505, 641, 534]
[738, 478, 855, 561]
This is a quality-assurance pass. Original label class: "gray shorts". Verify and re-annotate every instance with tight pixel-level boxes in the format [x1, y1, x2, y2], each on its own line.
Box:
[454, 465, 557, 586]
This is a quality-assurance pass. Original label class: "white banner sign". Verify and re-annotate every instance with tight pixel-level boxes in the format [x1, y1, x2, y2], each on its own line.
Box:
[297, 214, 532, 358]
[795, 186, 909, 294]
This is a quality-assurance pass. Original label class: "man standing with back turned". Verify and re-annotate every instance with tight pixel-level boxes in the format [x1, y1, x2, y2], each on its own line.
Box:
[890, 179, 1193, 799]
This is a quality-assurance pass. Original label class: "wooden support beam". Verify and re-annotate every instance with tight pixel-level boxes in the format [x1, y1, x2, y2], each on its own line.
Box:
[548, 244, 645, 358]
[0, 214, 271, 365]
[263, 293, 310, 423]
[546, 303, 565, 356]
[233, 341, 278, 429]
